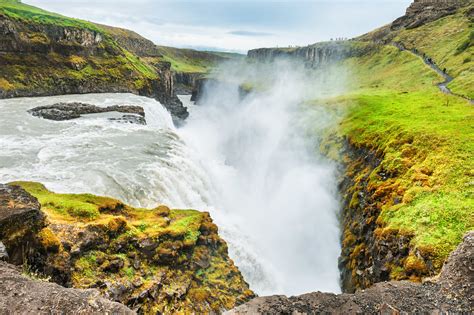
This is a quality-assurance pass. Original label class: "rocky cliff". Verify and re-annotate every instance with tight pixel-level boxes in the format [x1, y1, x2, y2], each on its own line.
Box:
[391, 0, 471, 30]
[247, 41, 376, 67]
[228, 231, 473, 314]
[0, 0, 188, 120]
[0, 182, 254, 313]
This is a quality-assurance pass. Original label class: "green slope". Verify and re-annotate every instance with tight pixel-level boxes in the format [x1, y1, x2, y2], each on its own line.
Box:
[321, 8, 473, 281]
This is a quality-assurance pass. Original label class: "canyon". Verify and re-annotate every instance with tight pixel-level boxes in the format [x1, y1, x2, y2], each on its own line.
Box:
[0, 0, 473, 313]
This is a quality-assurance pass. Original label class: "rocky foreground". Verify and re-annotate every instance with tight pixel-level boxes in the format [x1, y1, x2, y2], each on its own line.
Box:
[0, 183, 254, 314]
[228, 231, 473, 314]
[0, 261, 134, 314]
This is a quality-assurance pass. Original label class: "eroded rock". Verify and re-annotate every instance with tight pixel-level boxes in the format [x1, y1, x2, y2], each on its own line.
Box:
[0, 261, 134, 314]
[0, 184, 45, 264]
[28, 102, 146, 124]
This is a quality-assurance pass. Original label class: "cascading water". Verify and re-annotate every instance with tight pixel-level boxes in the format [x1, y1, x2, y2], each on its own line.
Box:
[178, 59, 343, 295]
[0, 59, 344, 296]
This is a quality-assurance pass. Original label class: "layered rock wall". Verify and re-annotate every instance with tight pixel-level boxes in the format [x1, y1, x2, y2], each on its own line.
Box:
[0, 14, 188, 120]
[247, 42, 375, 68]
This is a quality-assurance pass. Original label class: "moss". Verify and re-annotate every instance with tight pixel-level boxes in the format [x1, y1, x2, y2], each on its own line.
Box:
[0, 78, 14, 91]
[404, 254, 428, 277]
[38, 227, 61, 252]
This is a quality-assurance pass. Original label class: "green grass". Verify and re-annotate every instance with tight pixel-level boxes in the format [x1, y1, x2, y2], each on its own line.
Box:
[155, 46, 229, 73]
[9, 181, 120, 219]
[10, 181, 206, 245]
[327, 40, 474, 268]
[393, 6, 474, 98]
[0, 0, 102, 32]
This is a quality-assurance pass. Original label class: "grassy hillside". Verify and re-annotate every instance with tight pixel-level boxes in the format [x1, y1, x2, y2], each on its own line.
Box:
[0, 0, 100, 31]
[321, 30, 473, 286]
[155, 46, 241, 73]
[343, 45, 472, 257]
[0, 0, 161, 97]
[393, 5, 474, 98]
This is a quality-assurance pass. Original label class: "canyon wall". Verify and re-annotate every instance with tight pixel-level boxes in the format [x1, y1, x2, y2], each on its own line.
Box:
[0, 10, 188, 119]
[247, 42, 375, 67]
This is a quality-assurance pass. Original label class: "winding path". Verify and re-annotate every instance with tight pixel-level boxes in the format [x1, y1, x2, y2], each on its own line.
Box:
[392, 42, 473, 104]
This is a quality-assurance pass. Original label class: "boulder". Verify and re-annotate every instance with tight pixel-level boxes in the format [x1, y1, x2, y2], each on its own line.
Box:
[0, 184, 45, 264]
[0, 261, 134, 314]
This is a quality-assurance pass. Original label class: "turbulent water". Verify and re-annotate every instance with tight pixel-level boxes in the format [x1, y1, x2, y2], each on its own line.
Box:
[0, 60, 343, 296]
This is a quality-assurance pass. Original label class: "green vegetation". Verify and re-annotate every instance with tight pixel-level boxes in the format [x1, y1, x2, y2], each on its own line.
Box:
[7, 181, 253, 313]
[0, 0, 101, 32]
[393, 6, 474, 98]
[155, 46, 223, 73]
[322, 39, 473, 275]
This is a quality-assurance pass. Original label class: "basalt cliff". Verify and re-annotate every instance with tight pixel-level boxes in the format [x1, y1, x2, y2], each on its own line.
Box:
[0, 0, 234, 121]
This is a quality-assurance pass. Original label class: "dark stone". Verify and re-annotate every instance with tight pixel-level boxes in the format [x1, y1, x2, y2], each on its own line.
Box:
[102, 258, 124, 273]
[28, 102, 146, 124]
[391, 0, 470, 30]
[0, 261, 134, 314]
[0, 184, 45, 265]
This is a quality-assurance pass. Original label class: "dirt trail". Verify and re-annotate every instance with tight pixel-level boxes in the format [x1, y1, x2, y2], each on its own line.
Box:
[393, 42, 473, 104]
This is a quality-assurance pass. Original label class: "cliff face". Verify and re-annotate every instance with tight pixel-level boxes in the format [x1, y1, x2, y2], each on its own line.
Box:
[391, 0, 470, 30]
[0, 2, 188, 120]
[247, 42, 375, 67]
[0, 182, 254, 313]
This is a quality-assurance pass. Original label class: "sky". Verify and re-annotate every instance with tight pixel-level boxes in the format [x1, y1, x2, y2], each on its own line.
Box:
[24, 0, 412, 53]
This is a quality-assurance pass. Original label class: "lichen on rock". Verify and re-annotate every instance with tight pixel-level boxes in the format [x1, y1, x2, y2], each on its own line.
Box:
[0, 182, 254, 313]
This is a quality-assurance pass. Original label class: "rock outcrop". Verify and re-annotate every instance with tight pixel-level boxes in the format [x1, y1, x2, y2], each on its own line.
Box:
[0, 182, 254, 313]
[28, 102, 146, 124]
[228, 232, 474, 314]
[174, 72, 204, 94]
[391, 0, 471, 30]
[0, 261, 134, 314]
[0, 184, 45, 265]
[247, 42, 376, 68]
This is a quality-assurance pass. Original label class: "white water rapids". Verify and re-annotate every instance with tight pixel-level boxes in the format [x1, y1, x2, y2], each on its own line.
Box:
[0, 61, 343, 296]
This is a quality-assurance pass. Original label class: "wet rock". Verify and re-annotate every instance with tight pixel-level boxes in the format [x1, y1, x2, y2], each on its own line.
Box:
[0, 261, 134, 314]
[108, 114, 146, 125]
[228, 232, 474, 314]
[28, 102, 146, 124]
[0, 184, 45, 264]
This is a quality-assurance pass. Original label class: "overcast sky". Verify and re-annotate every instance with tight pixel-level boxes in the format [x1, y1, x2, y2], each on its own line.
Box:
[24, 0, 412, 53]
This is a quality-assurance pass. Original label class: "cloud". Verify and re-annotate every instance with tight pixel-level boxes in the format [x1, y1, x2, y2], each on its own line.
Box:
[228, 30, 274, 37]
[24, 0, 411, 52]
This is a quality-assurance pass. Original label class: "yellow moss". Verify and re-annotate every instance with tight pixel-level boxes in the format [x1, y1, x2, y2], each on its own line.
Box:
[187, 288, 210, 303]
[154, 205, 170, 217]
[0, 78, 14, 91]
[38, 227, 61, 252]
[404, 254, 428, 275]
[69, 55, 86, 65]
[107, 216, 128, 233]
